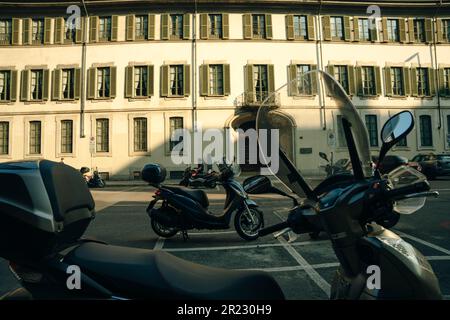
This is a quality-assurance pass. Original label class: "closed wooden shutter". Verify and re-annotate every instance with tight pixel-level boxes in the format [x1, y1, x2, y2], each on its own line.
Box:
[307, 15, 315, 40]
[353, 17, 359, 42]
[245, 64, 254, 102]
[111, 16, 119, 41]
[384, 67, 392, 96]
[147, 65, 154, 96]
[52, 69, 61, 100]
[243, 14, 252, 40]
[74, 68, 81, 100]
[375, 67, 382, 96]
[438, 68, 446, 96]
[23, 18, 32, 45]
[10, 70, 17, 101]
[436, 19, 443, 43]
[55, 17, 64, 44]
[428, 68, 436, 96]
[161, 14, 169, 40]
[21, 70, 30, 101]
[148, 14, 155, 40]
[161, 65, 169, 97]
[126, 15, 135, 41]
[90, 16, 98, 42]
[381, 18, 388, 42]
[348, 65, 355, 95]
[403, 67, 411, 96]
[183, 14, 190, 40]
[289, 64, 297, 95]
[75, 17, 84, 43]
[12, 18, 20, 45]
[408, 19, 415, 43]
[286, 15, 294, 40]
[265, 14, 273, 39]
[322, 16, 331, 41]
[42, 69, 50, 101]
[87, 68, 96, 99]
[355, 66, 363, 96]
[200, 64, 209, 96]
[222, 14, 230, 40]
[224, 64, 231, 96]
[183, 65, 191, 96]
[200, 14, 208, 40]
[344, 16, 351, 41]
[310, 64, 318, 95]
[44, 18, 52, 45]
[268, 64, 275, 93]
[110, 66, 117, 98]
[399, 18, 406, 43]
[125, 66, 134, 98]
[425, 18, 433, 43]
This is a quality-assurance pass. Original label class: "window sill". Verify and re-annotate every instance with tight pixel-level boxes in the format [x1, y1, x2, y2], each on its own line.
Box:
[418, 146, 435, 151]
[90, 98, 114, 103]
[0, 154, 12, 159]
[93, 152, 112, 157]
[412, 96, 435, 100]
[57, 153, 76, 158]
[56, 99, 78, 103]
[164, 96, 188, 100]
[202, 95, 228, 100]
[0, 100, 14, 105]
[387, 95, 408, 100]
[128, 96, 152, 101]
[292, 95, 316, 99]
[130, 151, 151, 157]
[24, 100, 47, 105]
[357, 95, 380, 100]
[25, 154, 44, 159]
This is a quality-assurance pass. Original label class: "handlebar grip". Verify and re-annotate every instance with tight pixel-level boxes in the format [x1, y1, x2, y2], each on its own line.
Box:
[385, 181, 430, 200]
[258, 221, 290, 237]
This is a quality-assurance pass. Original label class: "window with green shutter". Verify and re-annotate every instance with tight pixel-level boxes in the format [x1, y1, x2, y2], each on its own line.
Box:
[134, 66, 148, 97]
[441, 68, 450, 96]
[169, 117, 183, 151]
[29, 121, 42, 155]
[391, 67, 405, 96]
[386, 19, 400, 42]
[169, 14, 183, 39]
[64, 17, 77, 43]
[330, 16, 344, 40]
[96, 118, 109, 153]
[413, 19, 426, 43]
[0, 19, 12, 45]
[209, 14, 223, 39]
[357, 18, 372, 41]
[169, 65, 184, 96]
[361, 66, 376, 96]
[365, 115, 379, 147]
[135, 15, 148, 40]
[419, 115, 433, 147]
[333, 65, 350, 94]
[32, 19, 44, 44]
[98, 17, 112, 41]
[415, 67, 430, 97]
[60, 120, 73, 154]
[0, 70, 11, 101]
[209, 64, 224, 96]
[0, 121, 9, 155]
[293, 64, 313, 95]
[97, 67, 111, 98]
[134, 117, 148, 152]
[30, 70, 44, 100]
[443, 19, 450, 42]
[293, 15, 308, 40]
[252, 15, 266, 39]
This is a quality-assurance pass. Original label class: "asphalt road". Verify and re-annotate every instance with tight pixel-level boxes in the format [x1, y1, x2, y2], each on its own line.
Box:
[1, 178, 449, 299]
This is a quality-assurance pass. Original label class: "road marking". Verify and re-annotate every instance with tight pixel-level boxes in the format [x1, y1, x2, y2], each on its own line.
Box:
[425, 256, 450, 261]
[396, 231, 450, 255]
[154, 237, 165, 250]
[272, 210, 331, 296]
[189, 231, 236, 236]
[243, 262, 339, 273]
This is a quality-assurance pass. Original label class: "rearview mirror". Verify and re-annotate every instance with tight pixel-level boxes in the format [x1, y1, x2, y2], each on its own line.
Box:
[243, 175, 272, 194]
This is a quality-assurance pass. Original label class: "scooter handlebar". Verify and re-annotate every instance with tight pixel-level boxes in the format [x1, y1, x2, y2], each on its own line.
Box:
[384, 181, 430, 200]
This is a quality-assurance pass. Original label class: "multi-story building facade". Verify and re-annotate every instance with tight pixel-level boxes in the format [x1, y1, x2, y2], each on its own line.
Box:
[0, 0, 449, 179]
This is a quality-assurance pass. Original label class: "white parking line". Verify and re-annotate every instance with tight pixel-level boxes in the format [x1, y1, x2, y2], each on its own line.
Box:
[154, 237, 165, 250]
[425, 256, 450, 261]
[243, 262, 339, 273]
[189, 231, 236, 236]
[396, 231, 450, 255]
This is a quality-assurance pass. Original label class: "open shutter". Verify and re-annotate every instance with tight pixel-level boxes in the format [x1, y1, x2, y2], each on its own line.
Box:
[265, 14, 273, 39]
[10, 70, 17, 101]
[52, 69, 61, 100]
[147, 65, 154, 96]
[44, 18, 52, 44]
[87, 68, 96, 99]
[375, 66, 382, 96]
[161, 14, 169, 40]
[428, 68, 436, 96]
[408, 18, 415, 43]
[245, 64, 254, 103]
[110, 66, 117, 98]
[355, 66, 362, 96]
[161, 65, 169, 96]
[183, 14, 190, 40]
[21, 70, 29, 101]
[384, 67, 392, 96]
[55, 17, 64, 44]
[200, 64, 209, 96]
[222, 14, 230, 39]
[436, 19, 443, 43]
[243, 14, 252, 40]
[125, 66, 134, 98]
[344, 16, 351, 41]
[183, 64, 191, 96]
[200, 14, 208, 40]
[75, 17, 84, 43]
[307, 15, 315, 40]
[74, 68, 81, 100]
[126, 15, 135, 41]
[23, 18, 31, 45]
[224, 64, 231, 96]
[42, 69, 50, 101]
[286, 15, 294, 40]
[310, 65, 318, 95]
[347, 65, 355, 95]
[12, 18, 20, 45]
[403, 67, 411, 96]
[438, 68, 446, 96]
[289, 64, 298, 96]
[111, 15, 119, 41]
[90, 16, 98, 42]
[425, 18, 433, 43]
[353, 17, 360, 42]
[148, 14, 155, 40]
[399, 18, 406, 43]
[322, 16, 331, 41]
[382, 18, 388, 42]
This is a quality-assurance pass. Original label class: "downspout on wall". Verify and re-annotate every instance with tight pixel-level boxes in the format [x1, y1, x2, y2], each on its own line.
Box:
[192, 0, 198, 133]
[433, 1, 442, 130]
[316, 0, 327, 130]
[80, 0, 89, 138]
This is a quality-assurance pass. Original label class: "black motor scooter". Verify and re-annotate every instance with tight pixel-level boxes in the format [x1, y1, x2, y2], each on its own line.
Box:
[80, 167, 106, 188]
[179, 164, 219, 188]
[146, 162, 264, 241]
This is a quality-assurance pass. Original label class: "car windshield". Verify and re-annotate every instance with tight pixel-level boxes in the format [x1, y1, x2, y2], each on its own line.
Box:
[256, 70, 372, 198]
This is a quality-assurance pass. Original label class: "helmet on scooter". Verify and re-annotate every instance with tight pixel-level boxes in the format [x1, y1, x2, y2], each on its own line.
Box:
[80, 167, 90, 174]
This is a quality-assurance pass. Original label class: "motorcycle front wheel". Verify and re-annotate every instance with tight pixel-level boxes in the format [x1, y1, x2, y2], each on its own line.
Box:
[151, 218, 179, 238]
[234, 207, 264, 241]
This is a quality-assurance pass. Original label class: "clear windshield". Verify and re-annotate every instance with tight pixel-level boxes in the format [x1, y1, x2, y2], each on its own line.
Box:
[256, 70, 372, 198]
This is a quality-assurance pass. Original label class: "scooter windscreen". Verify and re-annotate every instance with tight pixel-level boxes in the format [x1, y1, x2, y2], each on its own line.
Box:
[256, 70, 373, 199]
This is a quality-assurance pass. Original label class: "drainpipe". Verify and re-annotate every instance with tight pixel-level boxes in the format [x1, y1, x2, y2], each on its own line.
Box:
[80, 0, 89, 138]
[316, 0, 327, 130]
[433, 1, 442, 130]
[192, 0, 198, 132]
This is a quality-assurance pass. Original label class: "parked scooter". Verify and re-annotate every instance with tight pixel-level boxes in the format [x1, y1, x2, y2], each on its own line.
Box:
[146, 161, 264, 241]
[179, 164, 219, 188]
[319, 152, 352, 177]
[80, 167, 106, 188]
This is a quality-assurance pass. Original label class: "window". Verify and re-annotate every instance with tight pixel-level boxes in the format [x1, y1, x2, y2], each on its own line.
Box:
[443, 68, 450, 96]
[0, 19, 11, 44]
[362, 66, 376, 96]
[170, 65, 184, 96]
[29, 121, 41, 155]
[443, 19, 450, 42]
[0, 122, 9, 155]
[62, 69, 75, 100]
[64, 17, 76, 42]
[32, 19, 44, 44]
[387, 19, 399, 42]
[169, 117, 183, 151]
[170, 14, 183, 39]
[0, 71, 11, 101]
[209, 65, 224, 96]
[135, 15, 148, 40]
[134, 117, 147, 152]
[330, 16, 344, 39]
[358, 18, 371, 41]
[416, 68, 430, 96]
[293, 15, 307, 38]
[61, 120, 73, 154]
[97, 68, 111, 98]
[391, 67, 404, 96]
[252, 15, 266, 39]
[96, 118, 109, 153]
[296, 64, 312, 95]
[419, 115, 433, 147]
[99, 17, 112, 41]
[209, 14, 223, 38]
[333, 66, 349, 94]
[365, 115, 379, 147]
[134, 66, 148, 97]
[336, 115, 347, 147]
[414, 19, 426, 42]
[254, 65, 269, 102]
[30, 70, 43, 100]
[396, 137, 407, 147]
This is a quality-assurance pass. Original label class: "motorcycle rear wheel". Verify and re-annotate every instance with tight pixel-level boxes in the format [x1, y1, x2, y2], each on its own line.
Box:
[151, 218, 179, 238]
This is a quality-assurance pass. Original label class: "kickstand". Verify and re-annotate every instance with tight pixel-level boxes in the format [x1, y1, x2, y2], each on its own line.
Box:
[182, 230, 189, 241]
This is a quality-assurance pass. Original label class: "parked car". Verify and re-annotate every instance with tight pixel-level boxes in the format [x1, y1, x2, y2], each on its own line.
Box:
[411, 153, 450, 179]
[372, 155, 422, 175]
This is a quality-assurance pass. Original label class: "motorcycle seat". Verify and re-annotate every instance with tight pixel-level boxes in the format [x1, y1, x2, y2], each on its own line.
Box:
[164, 186, 209, 208]
[64, 242, 285, 300]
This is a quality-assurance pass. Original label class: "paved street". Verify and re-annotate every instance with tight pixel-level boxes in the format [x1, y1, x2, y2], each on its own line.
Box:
[1, 178, 449, 299]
